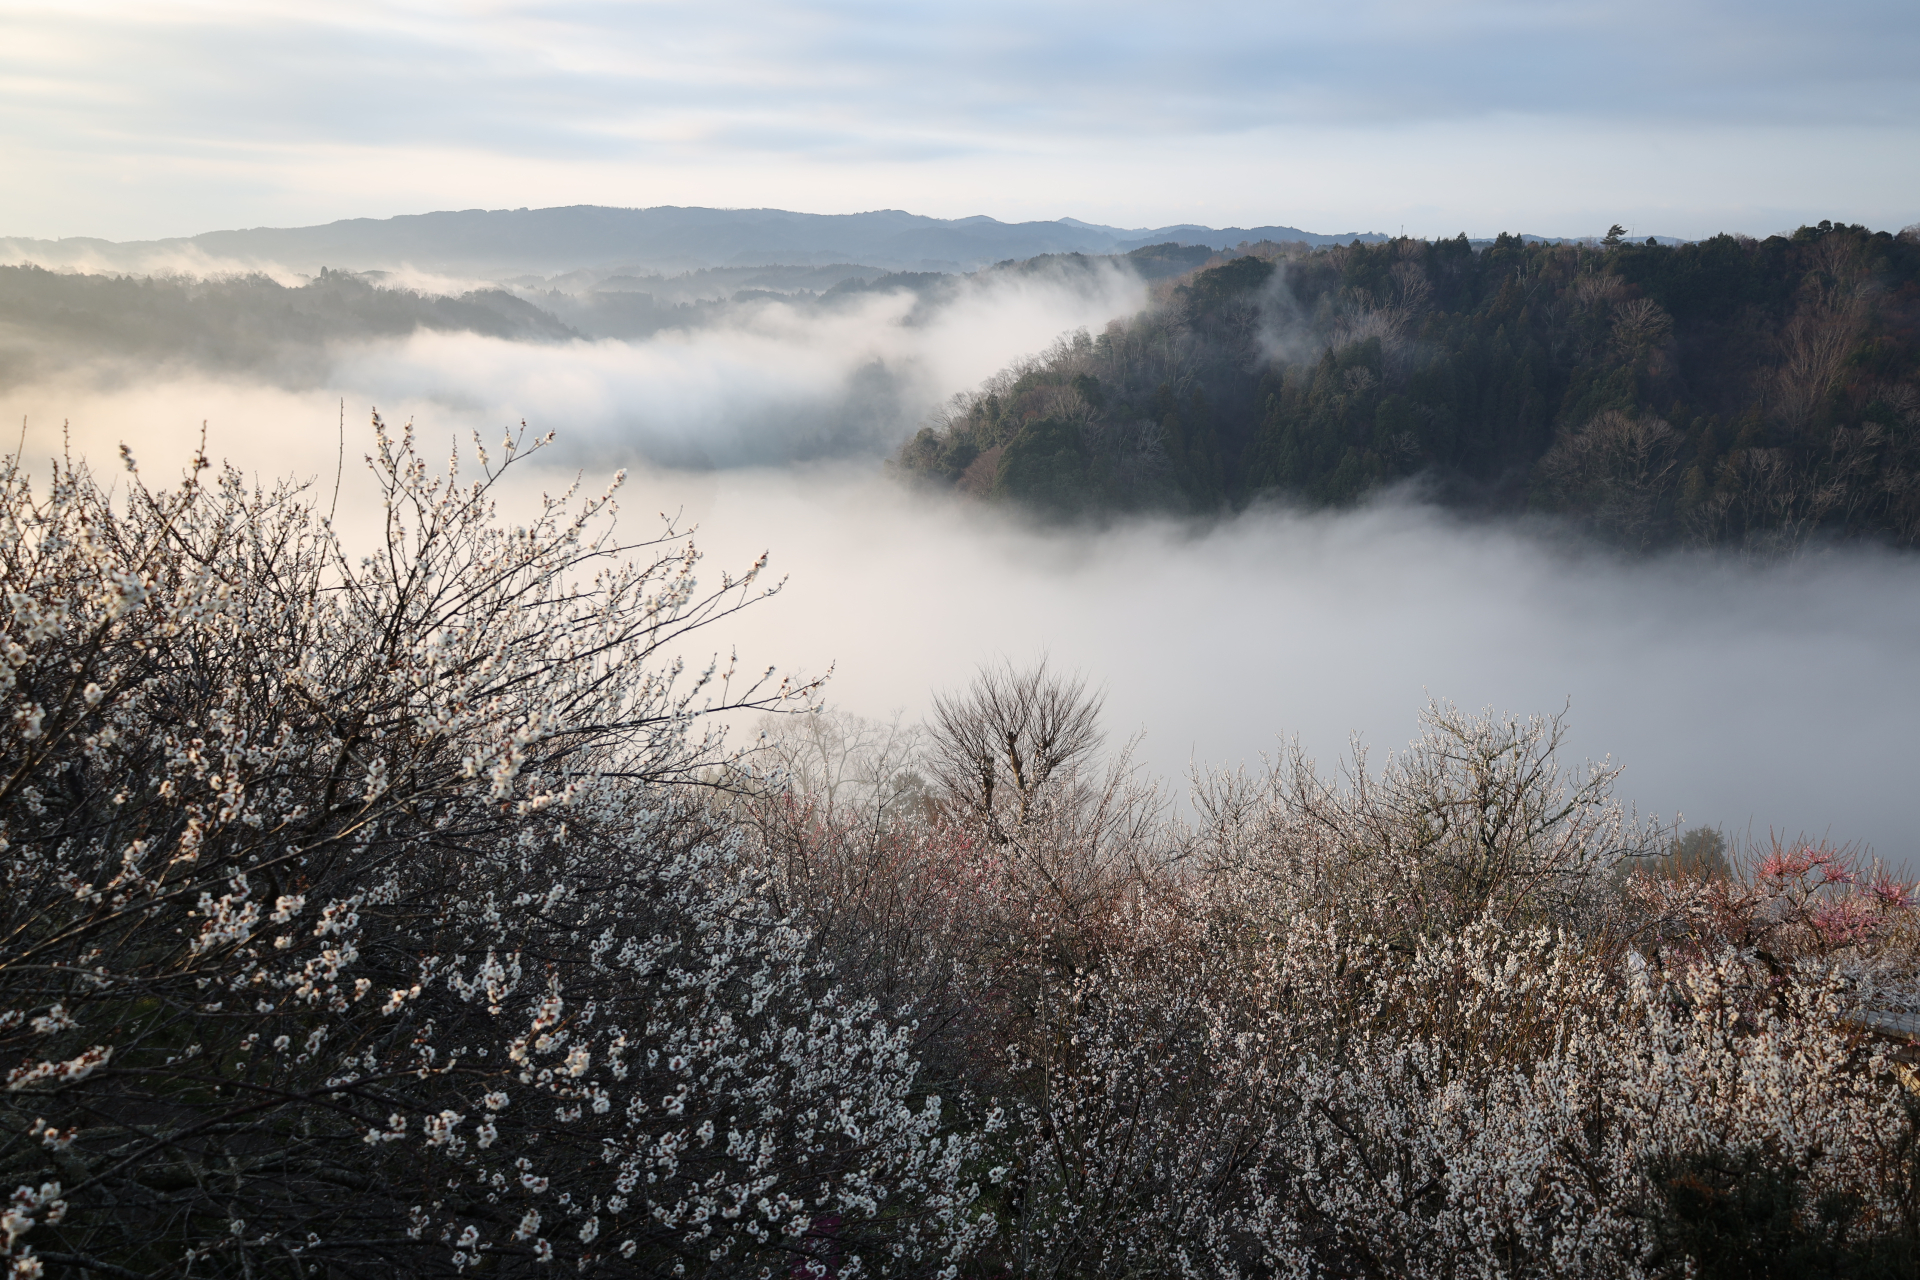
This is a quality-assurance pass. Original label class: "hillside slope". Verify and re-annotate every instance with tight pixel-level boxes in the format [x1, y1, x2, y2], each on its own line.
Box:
[895, 224, 1920, 551]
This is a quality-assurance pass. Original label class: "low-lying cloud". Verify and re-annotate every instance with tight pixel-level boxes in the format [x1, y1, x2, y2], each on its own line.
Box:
[5, 261, 1146, 469]
[622, 466, 1920, 868]
[340, 270, 1144, 468]
[6, 283, 1918, 869]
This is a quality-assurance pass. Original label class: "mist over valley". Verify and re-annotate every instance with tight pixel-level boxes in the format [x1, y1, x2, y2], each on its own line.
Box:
[5, 212, 1916, 866]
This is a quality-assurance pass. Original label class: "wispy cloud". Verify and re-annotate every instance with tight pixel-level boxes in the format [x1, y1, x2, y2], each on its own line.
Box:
[0, 260, 1145, 464]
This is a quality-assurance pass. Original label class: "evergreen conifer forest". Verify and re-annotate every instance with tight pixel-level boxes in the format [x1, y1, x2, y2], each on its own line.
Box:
[6, 417, 1920, 1278]
[897, 223, 1920, 552]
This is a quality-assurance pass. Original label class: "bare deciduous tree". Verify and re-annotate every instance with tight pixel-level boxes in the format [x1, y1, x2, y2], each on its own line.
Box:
[1772, 236, 1870, 430]
[926, 658, 1104, 837]
[1537, 410, 1682, 548]
[1194, 700, 1660, 937]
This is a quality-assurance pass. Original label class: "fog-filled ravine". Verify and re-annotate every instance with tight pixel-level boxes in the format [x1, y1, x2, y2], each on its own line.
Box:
[4, 246, 1916, 866]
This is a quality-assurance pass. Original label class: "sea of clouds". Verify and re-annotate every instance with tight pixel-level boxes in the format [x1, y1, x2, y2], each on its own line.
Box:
[5, 266, 1916, 865]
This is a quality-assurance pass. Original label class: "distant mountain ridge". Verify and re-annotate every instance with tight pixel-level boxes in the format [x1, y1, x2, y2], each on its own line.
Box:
[0, 205, 1392, 276]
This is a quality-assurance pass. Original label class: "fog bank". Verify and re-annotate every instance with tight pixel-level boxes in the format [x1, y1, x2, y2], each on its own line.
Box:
[622, 464, 1920, 866]
[6, 317, 1917, 866]
[4, 263, 1145, 469]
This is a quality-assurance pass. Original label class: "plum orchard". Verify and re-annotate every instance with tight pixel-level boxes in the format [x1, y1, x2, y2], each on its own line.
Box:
[755, 695, 1920, 1278]
[8, 418, 1920, 1280]
[0, 422, 990, 1278]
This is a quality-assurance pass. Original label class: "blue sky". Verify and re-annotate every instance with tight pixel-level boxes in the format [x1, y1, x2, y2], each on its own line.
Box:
[4, 0, 1917, 241]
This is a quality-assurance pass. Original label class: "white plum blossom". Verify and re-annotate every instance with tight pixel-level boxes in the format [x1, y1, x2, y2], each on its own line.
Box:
[0, 425, 980, 1278]
[12, 414, 1903, 1280]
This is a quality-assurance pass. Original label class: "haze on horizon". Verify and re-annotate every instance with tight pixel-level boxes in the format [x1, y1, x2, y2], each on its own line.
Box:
[3, 0, 1917, 244]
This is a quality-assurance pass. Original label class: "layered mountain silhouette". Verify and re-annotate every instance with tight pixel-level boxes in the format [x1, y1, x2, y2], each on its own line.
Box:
[1, 205, 1390, 276]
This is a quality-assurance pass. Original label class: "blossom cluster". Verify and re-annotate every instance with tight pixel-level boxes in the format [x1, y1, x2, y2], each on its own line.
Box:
[0, 424, 987, 1277]
[5, 420, 1916, 1279]
[747, 697, 1920, 1278]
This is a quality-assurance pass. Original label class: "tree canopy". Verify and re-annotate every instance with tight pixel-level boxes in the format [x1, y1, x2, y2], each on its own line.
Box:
[895, 223, 1920, 552]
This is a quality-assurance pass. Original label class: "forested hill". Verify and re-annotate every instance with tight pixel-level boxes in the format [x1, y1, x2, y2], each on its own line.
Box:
[0, 263, 575, 385]
[894, 223, 1920, 551]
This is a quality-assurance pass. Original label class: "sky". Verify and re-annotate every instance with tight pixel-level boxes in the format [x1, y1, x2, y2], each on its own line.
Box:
[3, 0, 1917, 242]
